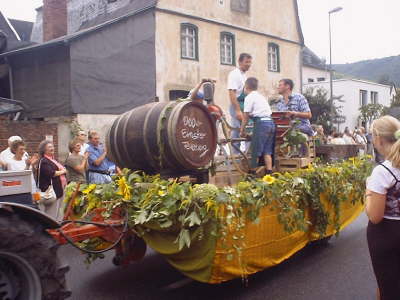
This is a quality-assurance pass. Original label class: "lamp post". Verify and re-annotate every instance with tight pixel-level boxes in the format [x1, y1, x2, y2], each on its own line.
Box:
[329, 6, 343, 130]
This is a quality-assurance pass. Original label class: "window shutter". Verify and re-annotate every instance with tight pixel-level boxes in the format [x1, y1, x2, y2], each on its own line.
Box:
[276, 44, 280, 72]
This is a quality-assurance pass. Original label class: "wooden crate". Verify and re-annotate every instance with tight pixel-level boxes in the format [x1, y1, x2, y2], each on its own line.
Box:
[308, 140, 316, 158]
[276, 157, 313, 172]
[209, 171, 243, 186]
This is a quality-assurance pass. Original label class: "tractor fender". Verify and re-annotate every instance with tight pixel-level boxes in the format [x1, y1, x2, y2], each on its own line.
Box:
[0, 202, 60, 229]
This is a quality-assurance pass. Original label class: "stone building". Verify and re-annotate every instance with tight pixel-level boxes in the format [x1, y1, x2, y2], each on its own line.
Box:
[0, 0, 304, 159]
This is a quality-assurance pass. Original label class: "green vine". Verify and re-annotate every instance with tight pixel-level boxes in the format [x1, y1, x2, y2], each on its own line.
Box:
[157, 104, 174, 169]
[69, 119, 84, 137]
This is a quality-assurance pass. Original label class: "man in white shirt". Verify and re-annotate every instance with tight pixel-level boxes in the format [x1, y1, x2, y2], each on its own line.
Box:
[0, 136, 29, 166]
[354, 128, 367, 155]
[240, 77, 275, 174]
[227, 53, 252, 153]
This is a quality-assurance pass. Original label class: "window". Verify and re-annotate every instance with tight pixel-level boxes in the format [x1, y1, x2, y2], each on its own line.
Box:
[220, 32, 235, 65]
[360, 90, 368, 106]
[181, 23, 198, 60]
[317, 77, 326, 82]
[231, 0, 249, 13]
[268, 43, 280, 72]
[371, 91, 378, 104]
[308, 78, 314, 83]
[169, 90, 190, 101]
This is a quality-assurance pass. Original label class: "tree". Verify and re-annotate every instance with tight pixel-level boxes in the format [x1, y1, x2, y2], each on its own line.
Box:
[303, 87, 344, 132]
[380, 88, 400, 116]
[359, 103, 384, 127]
[389, 88, 400, 107]
[378, 74, 393, 86]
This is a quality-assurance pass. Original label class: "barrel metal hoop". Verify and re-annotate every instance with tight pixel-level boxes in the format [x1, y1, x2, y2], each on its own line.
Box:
[155, 104, 166, 169]
[112, 112, 128, 167]
[143, 103, 161, 171]
[105, 122, 117, 164]
[156, 103, 176, 169]
[120, 109, 137, 168]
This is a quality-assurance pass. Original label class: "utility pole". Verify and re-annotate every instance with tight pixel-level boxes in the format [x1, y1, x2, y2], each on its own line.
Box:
[328, 7, 343, 129]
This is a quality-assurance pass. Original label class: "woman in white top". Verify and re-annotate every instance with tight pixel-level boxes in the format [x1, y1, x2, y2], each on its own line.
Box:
[6, 140, 37, 171]
[6, 140, 38, 193]
[365, 115, 400, 300]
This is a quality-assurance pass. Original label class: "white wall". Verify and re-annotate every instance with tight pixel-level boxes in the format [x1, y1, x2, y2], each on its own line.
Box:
[302, 66, 329, 85]
[45, 114, 119, 161]
[76, 114, 119, 140]
[304, 79, 392, 131]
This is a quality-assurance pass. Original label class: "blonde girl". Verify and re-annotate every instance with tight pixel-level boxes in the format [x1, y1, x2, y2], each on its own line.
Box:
[366, 115, 400, 300]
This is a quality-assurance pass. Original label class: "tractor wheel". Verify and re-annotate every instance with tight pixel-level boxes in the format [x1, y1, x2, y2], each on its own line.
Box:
[0, 212, 71, 300]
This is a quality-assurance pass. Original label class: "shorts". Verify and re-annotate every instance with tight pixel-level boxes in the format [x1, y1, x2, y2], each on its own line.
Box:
[253, 120, 276, 157]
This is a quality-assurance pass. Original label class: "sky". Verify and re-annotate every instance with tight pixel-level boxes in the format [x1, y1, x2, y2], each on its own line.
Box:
[0, 0, 399, 64]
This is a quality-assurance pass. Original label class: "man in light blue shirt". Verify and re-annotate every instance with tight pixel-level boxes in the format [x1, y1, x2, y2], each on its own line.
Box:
[87, 131, 117, 184]
[276, 79, 314, 136]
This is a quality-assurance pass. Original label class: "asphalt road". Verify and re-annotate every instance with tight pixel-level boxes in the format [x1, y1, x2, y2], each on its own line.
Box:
[61, 213, 377, 300]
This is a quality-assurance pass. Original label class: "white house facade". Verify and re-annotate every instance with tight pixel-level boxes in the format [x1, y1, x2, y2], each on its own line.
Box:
[301, 47, 330, 86]
[304, 78, 395, 130]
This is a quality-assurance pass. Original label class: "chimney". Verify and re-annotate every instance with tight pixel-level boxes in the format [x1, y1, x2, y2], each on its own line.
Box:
[43, 0, 67, 41]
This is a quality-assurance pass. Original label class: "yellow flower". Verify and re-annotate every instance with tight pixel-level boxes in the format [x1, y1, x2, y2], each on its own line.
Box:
[262, 175, 276, 185]
[205, 199, 215, 212]
[304, 164, 315, 173]
[180, 198, 191, 208]
[158, 190, 166, 197]
[117, 177, 131, 201]
[82, 184, 96, 195]
[326, 167, 340, 174]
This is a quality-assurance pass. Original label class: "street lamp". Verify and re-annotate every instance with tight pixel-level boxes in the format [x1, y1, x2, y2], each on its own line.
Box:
[329, 6, 343, 129]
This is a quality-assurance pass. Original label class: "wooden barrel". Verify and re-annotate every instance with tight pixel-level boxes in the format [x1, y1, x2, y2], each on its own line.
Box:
[106, 100, 217, 173]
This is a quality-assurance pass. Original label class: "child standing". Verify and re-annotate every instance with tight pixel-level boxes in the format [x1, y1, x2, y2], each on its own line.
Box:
[240, 77, 275, 174]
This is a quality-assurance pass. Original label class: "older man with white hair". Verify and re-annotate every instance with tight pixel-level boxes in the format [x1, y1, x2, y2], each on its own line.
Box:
[0, 136, 29, 166]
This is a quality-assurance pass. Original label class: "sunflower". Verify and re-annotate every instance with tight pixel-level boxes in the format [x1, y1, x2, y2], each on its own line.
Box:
[158, 190, 167, 197]
[82, 184, 96, 195]
[262, 175, 276, 185]
[117, 177, 132, 200]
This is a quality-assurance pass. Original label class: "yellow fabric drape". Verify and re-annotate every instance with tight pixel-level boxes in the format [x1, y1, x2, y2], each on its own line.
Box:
[141, 195, 363, 284]
[209, 195, 363, 283]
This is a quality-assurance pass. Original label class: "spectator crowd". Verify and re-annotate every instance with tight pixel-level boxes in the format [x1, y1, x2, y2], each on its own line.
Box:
[313, 125, 372, 155]
[0, 131, 120, 220]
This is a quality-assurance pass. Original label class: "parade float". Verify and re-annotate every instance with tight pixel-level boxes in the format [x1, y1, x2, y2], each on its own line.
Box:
[56, 99, 371, 284]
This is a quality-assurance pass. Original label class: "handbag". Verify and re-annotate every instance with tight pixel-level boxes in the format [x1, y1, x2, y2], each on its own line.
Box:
[37, 159, 57, 206]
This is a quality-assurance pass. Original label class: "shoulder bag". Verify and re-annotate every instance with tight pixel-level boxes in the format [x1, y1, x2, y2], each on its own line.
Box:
[36, 158, 57, 207]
